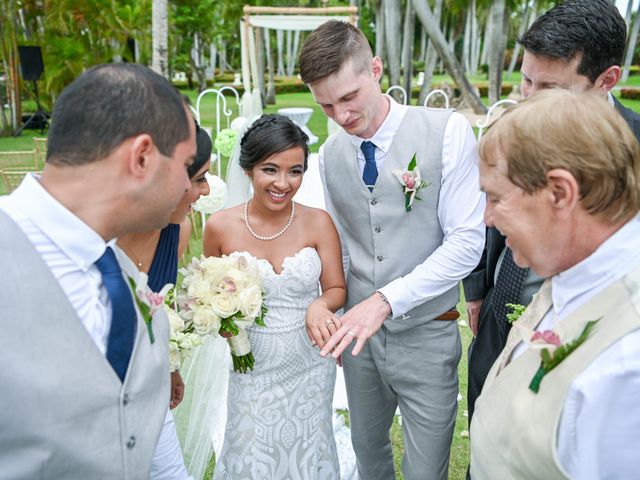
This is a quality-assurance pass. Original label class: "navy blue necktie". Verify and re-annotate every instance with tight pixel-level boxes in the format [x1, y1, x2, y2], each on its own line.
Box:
[95, 247, 136, 382]
[361, 141, 378, 192]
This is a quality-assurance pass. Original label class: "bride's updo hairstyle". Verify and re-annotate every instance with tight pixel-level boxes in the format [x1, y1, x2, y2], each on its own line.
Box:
[239, 114, 309, 172]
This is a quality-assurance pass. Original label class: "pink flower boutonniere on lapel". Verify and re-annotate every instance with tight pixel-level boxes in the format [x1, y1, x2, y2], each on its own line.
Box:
[392, 153, 430, 212]
[127, 273, 173, 344]
[514, 319, 600, 393]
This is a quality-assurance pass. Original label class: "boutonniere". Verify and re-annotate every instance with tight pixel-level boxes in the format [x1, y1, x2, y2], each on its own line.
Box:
[126, 273, 173, 344]
[392, 153, 430, 212]
[506, 303, 526, 323]
[514, 319, 600, 393]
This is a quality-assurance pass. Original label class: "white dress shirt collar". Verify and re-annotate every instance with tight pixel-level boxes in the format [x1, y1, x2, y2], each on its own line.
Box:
[8, 174, 108, 271]
[350, 95, 408, 154]
[551, 214, 640, 317]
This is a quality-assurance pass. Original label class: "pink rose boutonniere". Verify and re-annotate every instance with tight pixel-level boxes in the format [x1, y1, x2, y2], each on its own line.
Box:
[392, 154, 430, 212]
[515, 319, 600, 393]
[127, 273, 173, 344]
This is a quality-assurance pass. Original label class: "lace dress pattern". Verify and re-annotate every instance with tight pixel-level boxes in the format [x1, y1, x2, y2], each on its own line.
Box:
[214, 247, 340, 479]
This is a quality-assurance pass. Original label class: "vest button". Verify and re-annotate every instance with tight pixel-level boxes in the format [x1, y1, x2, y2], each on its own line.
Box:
[374, 226, 381, 233]
[377, 255, 384, 262]
[370, 198, 377, 206]
[122, 393, 130, 406]
[126, 436, 136, 449]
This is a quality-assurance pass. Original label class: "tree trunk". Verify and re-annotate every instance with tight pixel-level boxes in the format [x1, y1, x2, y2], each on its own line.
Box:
[401, 0, 415, 100]
[622, 3, 640, 82]
[290, 30, 300, 77]
[277, 29, 285, 77]
[470, 0, 481, 75]
[625, 0, 634, 32]
[219, 39, 228, 74]
[385, 0, 402, 98]
[189, 34, 207, 92]
[417, 0, 443, 105]
[375, 0, 386, 61]
[210, 42, 217, 81]
[151, 0, 169, 78]
[507, 2, 534, 79]
[412, 0, 487, 113]
[286, 30, 292, 77]
[419, 27, 427, 61]
[463, 7, 472, 73]
[265, 29, 276, 104]
[480, 11, 492, 68]
[488, 0, 507, 104]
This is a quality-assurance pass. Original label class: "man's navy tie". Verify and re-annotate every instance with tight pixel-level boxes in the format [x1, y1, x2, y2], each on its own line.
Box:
[95, 246, 136, 382]
[361, 141, 378, 192]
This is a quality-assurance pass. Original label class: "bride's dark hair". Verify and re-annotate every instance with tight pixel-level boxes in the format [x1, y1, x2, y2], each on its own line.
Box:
[239, 114, 309, 171]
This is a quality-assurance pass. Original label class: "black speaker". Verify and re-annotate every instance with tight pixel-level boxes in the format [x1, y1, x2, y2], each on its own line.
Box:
[18, 46, 44, 81]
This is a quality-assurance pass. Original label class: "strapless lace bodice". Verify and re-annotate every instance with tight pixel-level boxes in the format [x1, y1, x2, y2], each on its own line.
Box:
[249, 246, 321, 333]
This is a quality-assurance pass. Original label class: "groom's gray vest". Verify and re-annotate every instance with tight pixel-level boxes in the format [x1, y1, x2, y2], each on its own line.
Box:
[0, 210, 170, 479]
[324, 107, 458, 333]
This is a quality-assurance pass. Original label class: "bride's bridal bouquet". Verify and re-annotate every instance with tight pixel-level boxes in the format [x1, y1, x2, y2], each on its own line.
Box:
[177, 253, 268, 373]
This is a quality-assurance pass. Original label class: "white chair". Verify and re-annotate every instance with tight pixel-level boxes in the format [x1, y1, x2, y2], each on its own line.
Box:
[423, 89, 450, 109]
[385, 85, 408, 105]
[476, 99, 518, 140]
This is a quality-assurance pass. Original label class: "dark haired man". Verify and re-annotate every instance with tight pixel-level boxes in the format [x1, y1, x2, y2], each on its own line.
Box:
[0, 63, 196, 479]
[465, 0, 640, 429]
[300, 20, 485, 480]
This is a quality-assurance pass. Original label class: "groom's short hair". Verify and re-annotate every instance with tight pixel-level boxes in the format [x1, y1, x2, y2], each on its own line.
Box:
[299, 20, 372, 85]
[519, 0, 626, 83]
[480, 89, 640, 223]
[47, 63, 190, 166]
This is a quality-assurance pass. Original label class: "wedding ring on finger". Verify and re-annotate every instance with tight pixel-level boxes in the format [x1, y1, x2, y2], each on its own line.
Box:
[325, 319, 335, 327]
[347, 330, 356, 339]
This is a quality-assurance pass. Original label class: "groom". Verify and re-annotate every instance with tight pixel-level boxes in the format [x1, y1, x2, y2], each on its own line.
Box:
[300, 21, 485, 479]
[0, 64, 195, 479]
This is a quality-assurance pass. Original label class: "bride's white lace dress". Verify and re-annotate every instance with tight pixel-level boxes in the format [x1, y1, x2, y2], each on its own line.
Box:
[213, 247, 344, 479]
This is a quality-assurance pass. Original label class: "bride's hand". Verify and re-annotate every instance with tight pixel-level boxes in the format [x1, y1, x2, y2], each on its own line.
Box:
[305, 300, 341, 349]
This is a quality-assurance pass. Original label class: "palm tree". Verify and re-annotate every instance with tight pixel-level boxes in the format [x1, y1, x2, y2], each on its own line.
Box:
[152, 0, 168, 78]
[412, 0, 487, 113]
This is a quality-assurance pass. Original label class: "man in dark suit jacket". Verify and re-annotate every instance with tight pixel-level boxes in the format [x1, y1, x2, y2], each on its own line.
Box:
[465, 0, 640, 427]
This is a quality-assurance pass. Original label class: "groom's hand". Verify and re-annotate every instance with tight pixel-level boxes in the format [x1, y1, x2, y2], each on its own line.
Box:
[321, 292, 391, 358]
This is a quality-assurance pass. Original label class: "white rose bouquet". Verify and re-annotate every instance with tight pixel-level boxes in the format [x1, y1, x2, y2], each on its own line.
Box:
[177, 253, 268, 373]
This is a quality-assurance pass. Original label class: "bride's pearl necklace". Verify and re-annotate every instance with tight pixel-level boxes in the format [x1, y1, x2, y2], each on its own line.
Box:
[244, 200, 295, 241]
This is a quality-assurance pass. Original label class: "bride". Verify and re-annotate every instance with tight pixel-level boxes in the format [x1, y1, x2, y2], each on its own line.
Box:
[203, 114, 347, 479]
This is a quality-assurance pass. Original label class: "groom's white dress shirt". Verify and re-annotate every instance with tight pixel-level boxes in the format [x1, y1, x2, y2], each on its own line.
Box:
[0, 174, 189, 480]
[319, 96, 485, 317]
[511, 214, 640, 479]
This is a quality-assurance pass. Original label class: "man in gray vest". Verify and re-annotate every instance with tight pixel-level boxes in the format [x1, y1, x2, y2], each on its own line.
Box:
[0, 64, 196, 479]
[299, 21, 485, 480]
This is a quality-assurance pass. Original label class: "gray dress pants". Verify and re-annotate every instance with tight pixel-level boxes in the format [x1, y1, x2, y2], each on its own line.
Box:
[342, 319, 461, 480]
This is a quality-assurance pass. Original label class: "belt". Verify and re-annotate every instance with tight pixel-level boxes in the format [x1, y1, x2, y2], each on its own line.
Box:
[434, 309, 460, 321]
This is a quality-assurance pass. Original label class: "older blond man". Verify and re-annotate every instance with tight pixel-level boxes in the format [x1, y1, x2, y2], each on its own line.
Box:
[470, 89, 640, 479]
